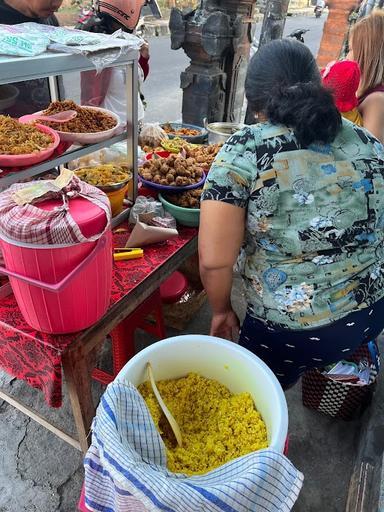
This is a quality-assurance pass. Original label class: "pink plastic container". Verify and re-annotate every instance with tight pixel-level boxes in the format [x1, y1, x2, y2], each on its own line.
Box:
[0, 197, 112, 334]
[0, 123, 60, 167]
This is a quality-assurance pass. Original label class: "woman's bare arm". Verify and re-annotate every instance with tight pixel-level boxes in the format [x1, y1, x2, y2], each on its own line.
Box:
[199, 200, 245, 339]
[359, 92, 384, 143]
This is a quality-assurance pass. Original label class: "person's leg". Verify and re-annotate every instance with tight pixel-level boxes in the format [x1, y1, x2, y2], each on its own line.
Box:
[239, 298, 384, 389]
[239, 315, 306, 389]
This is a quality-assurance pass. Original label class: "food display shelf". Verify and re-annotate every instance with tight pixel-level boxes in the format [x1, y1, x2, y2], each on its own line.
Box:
[0, 49, 139, 214]
[0, 50, 138, 85]
[0, 131, 128, 189]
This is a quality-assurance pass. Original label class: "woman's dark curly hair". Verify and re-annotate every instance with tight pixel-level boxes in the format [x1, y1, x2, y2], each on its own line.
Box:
[245, 39, 342, 147]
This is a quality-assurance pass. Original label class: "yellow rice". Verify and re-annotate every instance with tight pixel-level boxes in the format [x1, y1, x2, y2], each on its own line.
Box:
[138, 372, 268, 475]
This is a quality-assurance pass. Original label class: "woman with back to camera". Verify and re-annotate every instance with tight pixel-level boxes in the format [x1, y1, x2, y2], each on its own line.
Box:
[349, 10, 384, 143]
[199, 39, 384, 389]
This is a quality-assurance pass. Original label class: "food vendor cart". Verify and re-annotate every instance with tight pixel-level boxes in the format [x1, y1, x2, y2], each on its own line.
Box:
[0, 49, 198, 453]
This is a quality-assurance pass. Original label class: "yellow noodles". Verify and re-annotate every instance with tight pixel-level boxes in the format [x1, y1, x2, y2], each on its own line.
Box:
[75, 165, 130, 187]
[138, 373, 268, 475]
[0, 115, 53, 155]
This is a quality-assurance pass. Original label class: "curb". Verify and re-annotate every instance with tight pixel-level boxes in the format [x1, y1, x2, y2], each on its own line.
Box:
[346, 338, 384, 512]
[143, 8, 316, 38]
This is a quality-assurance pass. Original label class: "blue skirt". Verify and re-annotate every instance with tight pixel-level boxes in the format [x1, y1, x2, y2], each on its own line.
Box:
[239, 298, 384, 388]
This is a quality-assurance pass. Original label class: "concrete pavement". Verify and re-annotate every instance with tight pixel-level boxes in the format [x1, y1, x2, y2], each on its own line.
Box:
[1, 275, 381, 511]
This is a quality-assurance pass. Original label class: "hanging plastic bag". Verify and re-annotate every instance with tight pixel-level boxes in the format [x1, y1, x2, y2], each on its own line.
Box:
[139, 123, 168, 149]
[129, 196, 164, 224]
[0, 25, 49, 57]
[68, 142, 135, 170]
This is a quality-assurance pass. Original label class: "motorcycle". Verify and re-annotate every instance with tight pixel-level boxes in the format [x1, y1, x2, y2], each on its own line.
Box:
[250, 28, 309, 58]
[287, 28, 310, 44]
[314, 1, 327, 18]
[75, 0, 162, 36]
[314, 5, 323, 18]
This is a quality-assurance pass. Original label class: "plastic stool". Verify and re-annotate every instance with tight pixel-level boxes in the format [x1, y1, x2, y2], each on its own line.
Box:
[160, 271, 188, 304]
[92, 289, 166, 385]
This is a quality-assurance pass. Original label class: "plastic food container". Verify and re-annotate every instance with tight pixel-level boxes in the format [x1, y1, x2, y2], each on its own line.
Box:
[141, 153, 206, 192]
[145, 151, 170, 160]
[20, 107, 121, 145]
[159, 193, 200, 227]
[116, 334, 288, 454]
[0, 197, 112, 334]
[100, 182, 129, 217]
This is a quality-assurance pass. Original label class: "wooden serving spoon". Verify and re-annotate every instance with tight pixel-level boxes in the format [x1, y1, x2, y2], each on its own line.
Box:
[146, 362, 183, 447]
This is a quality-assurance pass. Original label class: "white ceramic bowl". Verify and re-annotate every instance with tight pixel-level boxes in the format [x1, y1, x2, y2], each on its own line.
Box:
[116, 334, 288, 453]
[20, 106, 121, 145]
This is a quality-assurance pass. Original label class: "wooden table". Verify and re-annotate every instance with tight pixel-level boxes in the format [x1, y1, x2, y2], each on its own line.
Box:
[0, 227, 198, 453]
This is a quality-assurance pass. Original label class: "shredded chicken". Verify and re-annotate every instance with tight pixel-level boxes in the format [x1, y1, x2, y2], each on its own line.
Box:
[42, 100, 116, 133]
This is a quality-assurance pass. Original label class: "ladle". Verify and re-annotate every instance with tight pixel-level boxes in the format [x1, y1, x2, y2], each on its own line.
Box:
[146, 362, 183, 447]
[25, 110, 78, 123]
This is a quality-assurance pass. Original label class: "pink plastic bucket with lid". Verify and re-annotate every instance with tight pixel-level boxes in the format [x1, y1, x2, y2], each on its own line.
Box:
[0, 196, 112, 334]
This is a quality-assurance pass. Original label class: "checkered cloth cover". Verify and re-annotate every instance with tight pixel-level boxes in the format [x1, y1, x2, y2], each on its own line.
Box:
[84, 382, 304, 512]
[302, 344, 379, 420]
[0, 175, 111, 246]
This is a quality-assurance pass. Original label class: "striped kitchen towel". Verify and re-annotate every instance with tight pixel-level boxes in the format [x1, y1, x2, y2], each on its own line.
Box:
[84, 382, 303, 512]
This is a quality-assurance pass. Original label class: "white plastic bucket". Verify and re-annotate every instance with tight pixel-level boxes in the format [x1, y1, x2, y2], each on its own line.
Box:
[115, 334, 288, 453]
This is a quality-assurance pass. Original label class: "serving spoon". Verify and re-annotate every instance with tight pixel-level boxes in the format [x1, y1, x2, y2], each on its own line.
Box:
[146, 362, 183, 447]
[24, 110, 78, 124]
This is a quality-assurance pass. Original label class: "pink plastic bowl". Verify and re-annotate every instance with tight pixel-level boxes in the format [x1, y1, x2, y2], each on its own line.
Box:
[0, 123, 60, 167]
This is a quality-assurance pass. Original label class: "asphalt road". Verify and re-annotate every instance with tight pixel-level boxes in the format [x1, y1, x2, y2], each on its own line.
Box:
[143, 14, 327, 123]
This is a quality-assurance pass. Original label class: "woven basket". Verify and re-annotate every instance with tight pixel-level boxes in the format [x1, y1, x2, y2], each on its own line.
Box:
[302, 343, 380, 420]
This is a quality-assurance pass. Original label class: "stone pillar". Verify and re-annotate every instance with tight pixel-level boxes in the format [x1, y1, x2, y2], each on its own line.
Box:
[169, 0, 257, 125]
[244, 0, 290, 124]
[259, 0, 290, 47]
[316, 0, 359, 68]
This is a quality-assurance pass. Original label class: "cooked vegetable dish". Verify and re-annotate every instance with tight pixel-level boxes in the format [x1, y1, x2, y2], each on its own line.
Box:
[75, 164, 131, 187]
[160, 137, 199, 154]
[162, 123, 201, 137]
[41, 100, 116, 133]
[139, 372, 268, 475]
[0, 115, 54, 155]
[139, 154, 204, 187]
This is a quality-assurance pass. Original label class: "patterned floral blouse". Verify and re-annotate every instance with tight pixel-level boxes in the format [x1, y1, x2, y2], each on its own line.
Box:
[201, 120, 384, 330]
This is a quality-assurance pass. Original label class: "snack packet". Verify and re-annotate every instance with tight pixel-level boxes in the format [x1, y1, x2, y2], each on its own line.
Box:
[0, 24, 49, 56]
